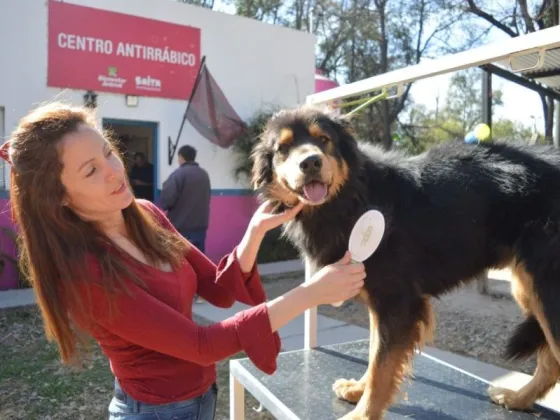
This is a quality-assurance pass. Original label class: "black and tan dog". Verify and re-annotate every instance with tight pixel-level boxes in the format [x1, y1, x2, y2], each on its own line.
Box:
[251, 105, 560, 419]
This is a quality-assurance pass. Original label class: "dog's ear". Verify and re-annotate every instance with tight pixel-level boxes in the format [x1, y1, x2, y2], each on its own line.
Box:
[250, 142, 273, 191]
[331, 112, 357, 138]
[328, 111, 361, 166]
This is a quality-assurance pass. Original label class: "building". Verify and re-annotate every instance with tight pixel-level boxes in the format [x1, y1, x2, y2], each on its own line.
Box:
[0, 0, 317, 289]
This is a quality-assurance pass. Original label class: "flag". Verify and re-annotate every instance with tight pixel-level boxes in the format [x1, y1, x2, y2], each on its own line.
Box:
[168, 56, 247, 164]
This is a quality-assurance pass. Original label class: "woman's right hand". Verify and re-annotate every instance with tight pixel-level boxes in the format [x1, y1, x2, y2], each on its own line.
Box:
[304, 251, 366, 306]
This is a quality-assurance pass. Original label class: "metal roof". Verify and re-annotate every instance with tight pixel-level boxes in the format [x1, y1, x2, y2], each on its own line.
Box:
[496, 46, 560, 92]
[306, 26, 560, 104]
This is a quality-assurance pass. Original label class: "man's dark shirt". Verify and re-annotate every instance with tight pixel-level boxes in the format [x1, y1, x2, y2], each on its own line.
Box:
[160, 162, 211, 232]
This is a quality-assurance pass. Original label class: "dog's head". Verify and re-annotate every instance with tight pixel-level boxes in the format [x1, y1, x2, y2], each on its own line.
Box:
[251, 105, 360, 208]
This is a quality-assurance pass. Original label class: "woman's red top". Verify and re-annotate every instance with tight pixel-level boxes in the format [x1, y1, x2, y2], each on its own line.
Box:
[69, 199, 280, 404]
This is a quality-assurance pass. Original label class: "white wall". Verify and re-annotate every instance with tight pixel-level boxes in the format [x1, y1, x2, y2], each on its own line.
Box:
[0, 0, 316, 190]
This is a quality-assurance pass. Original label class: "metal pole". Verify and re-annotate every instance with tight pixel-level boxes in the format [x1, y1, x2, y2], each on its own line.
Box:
[552, 4, 560, 148]
[303, 258, 317, 349]
[482, 69, 492, 141]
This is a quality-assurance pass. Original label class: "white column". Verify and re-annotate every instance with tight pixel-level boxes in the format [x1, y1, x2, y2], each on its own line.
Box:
[303, 257, 317, 349]
[229, 373, 245, 420]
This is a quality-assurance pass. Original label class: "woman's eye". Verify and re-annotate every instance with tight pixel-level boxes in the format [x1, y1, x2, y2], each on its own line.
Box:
[86, 167, 96, 177]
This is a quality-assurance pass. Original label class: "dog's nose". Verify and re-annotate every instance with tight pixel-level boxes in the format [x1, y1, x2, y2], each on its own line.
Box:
[299, 155, 322, 174]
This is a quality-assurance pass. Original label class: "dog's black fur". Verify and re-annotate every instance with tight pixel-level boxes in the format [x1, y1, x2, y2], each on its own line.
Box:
[252, 105, 560, 419]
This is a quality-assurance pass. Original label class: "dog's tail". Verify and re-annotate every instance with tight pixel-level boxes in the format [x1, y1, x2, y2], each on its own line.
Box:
[504, 315, 547, 361]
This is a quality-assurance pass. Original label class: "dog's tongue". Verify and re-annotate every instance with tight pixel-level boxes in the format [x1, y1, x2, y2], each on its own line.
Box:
[303, 181, 327, 203]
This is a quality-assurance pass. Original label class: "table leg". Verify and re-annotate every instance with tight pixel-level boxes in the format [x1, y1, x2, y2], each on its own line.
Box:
[230, 372, 245, 420]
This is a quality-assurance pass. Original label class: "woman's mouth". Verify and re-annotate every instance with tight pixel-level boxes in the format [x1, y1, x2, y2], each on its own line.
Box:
[111, 182, 126, 195]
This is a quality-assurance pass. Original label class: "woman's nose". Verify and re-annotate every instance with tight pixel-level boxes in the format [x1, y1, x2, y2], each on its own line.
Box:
[106, 160, 121, 180]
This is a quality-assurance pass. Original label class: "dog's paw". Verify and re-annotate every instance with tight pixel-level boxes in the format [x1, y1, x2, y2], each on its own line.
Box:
[488, 386, 532, 411]
[337, 408, 380, 420]
[337, 412, 362, 420]
[333, 378, 365, 403]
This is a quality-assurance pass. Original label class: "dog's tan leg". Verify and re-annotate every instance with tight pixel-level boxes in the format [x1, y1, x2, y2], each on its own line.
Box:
[336, 298, 435, 420]
[489, 345, 560, 410]
[489, 262, 560, 410]
[332, 309, 377, 403]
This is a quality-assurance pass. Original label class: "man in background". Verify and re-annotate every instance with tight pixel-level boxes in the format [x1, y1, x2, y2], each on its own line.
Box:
[161, 145, 211, 254]
[129, 152, 154, 202]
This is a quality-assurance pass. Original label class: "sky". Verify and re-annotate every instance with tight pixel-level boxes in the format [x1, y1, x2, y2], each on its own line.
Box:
[208, 0, 546, 134]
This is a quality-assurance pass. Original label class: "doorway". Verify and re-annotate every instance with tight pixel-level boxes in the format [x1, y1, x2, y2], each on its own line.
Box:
[102, 119, 159, 202]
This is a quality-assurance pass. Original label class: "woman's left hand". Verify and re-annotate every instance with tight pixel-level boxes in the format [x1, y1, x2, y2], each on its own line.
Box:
[249, 200, 304, 237]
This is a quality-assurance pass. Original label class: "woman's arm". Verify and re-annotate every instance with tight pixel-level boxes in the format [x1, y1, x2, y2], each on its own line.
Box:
[71, 276, 317, 374]
[235, 223, 264, 274]
[141, 199, 268, 308]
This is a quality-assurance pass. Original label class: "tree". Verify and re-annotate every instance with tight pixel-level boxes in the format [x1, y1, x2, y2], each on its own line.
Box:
[228, 0, 472, 149]
[395, 68, 532, 155]
[331, 0, 471, 149]
[175, 0, 218, 9]
[443, 68, 503, 134]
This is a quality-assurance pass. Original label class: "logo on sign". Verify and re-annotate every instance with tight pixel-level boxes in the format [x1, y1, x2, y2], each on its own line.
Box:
[135, 75, 162, 92]
[98, 66, 127, 89]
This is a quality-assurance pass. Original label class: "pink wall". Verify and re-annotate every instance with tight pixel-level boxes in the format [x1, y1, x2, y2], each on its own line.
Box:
[205, 194, 259, 263]
[0, 198, 19, 290]
[0, 194, 259, 290]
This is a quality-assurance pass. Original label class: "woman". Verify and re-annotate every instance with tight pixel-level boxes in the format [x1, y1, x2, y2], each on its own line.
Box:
[3, 102, 365, 419]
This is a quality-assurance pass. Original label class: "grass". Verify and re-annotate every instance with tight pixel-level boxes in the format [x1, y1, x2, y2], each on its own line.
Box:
[0, 306, 274, 420]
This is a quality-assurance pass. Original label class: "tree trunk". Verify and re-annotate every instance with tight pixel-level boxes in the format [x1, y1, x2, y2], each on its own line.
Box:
[376, 0, 392, 149]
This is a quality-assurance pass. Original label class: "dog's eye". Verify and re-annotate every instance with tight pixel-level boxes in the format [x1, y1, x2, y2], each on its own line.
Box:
[319, 135, 330, 143]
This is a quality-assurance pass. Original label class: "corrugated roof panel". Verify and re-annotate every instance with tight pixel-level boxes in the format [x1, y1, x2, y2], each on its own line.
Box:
[494, 47, 560, 91]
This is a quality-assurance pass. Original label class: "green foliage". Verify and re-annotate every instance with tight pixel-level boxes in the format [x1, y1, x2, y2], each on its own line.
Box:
[231, 106, 281, 186]
[492, 119, 534, 142]
[396, 69, 534, 155]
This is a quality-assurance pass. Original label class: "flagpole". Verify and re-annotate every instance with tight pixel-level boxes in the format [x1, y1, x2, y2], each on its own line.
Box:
[168, 55, 207, 165]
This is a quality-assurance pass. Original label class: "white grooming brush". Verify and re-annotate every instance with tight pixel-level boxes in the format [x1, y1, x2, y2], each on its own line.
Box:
[331, 209, 386, 307]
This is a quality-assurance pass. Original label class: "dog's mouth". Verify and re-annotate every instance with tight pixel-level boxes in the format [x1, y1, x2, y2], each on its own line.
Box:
[300, 180, 329, 205]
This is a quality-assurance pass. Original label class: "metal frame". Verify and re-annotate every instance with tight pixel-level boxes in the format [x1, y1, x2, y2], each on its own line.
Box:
[229, 339, 560, 419]
[481, 63, 560, 101]
[303, 26, 560, 350]
[306, 26, 560, 106]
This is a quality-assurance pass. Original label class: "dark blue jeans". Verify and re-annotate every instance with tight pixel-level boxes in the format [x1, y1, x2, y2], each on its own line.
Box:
[108, 379, 217, 420]
[180, 229, 207, 254]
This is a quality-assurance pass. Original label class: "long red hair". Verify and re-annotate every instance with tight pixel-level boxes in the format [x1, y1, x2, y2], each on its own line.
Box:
[7, 101, 188, 364]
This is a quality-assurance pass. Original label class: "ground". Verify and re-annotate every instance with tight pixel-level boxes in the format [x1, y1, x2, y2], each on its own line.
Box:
[0, 270, 539, 419]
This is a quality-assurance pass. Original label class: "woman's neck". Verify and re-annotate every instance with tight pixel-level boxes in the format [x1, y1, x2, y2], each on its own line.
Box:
[98, 211, 127, 237]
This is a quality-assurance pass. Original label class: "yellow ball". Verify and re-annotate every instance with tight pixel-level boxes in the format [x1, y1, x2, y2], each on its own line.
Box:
[474, 123, 491, 141]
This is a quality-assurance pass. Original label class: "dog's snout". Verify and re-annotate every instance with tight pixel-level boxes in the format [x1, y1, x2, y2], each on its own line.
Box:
[299, 155, 322, 174]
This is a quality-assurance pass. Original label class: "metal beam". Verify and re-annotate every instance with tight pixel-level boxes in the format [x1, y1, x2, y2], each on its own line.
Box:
[306, 26, 560, 105]
[482, 71, 492, 140]
[530, 68, 560, 79]
[480, 64, 560, 102]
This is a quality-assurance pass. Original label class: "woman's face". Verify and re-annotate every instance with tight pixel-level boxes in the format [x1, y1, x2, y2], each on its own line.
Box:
[59, 123, 134, 222]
